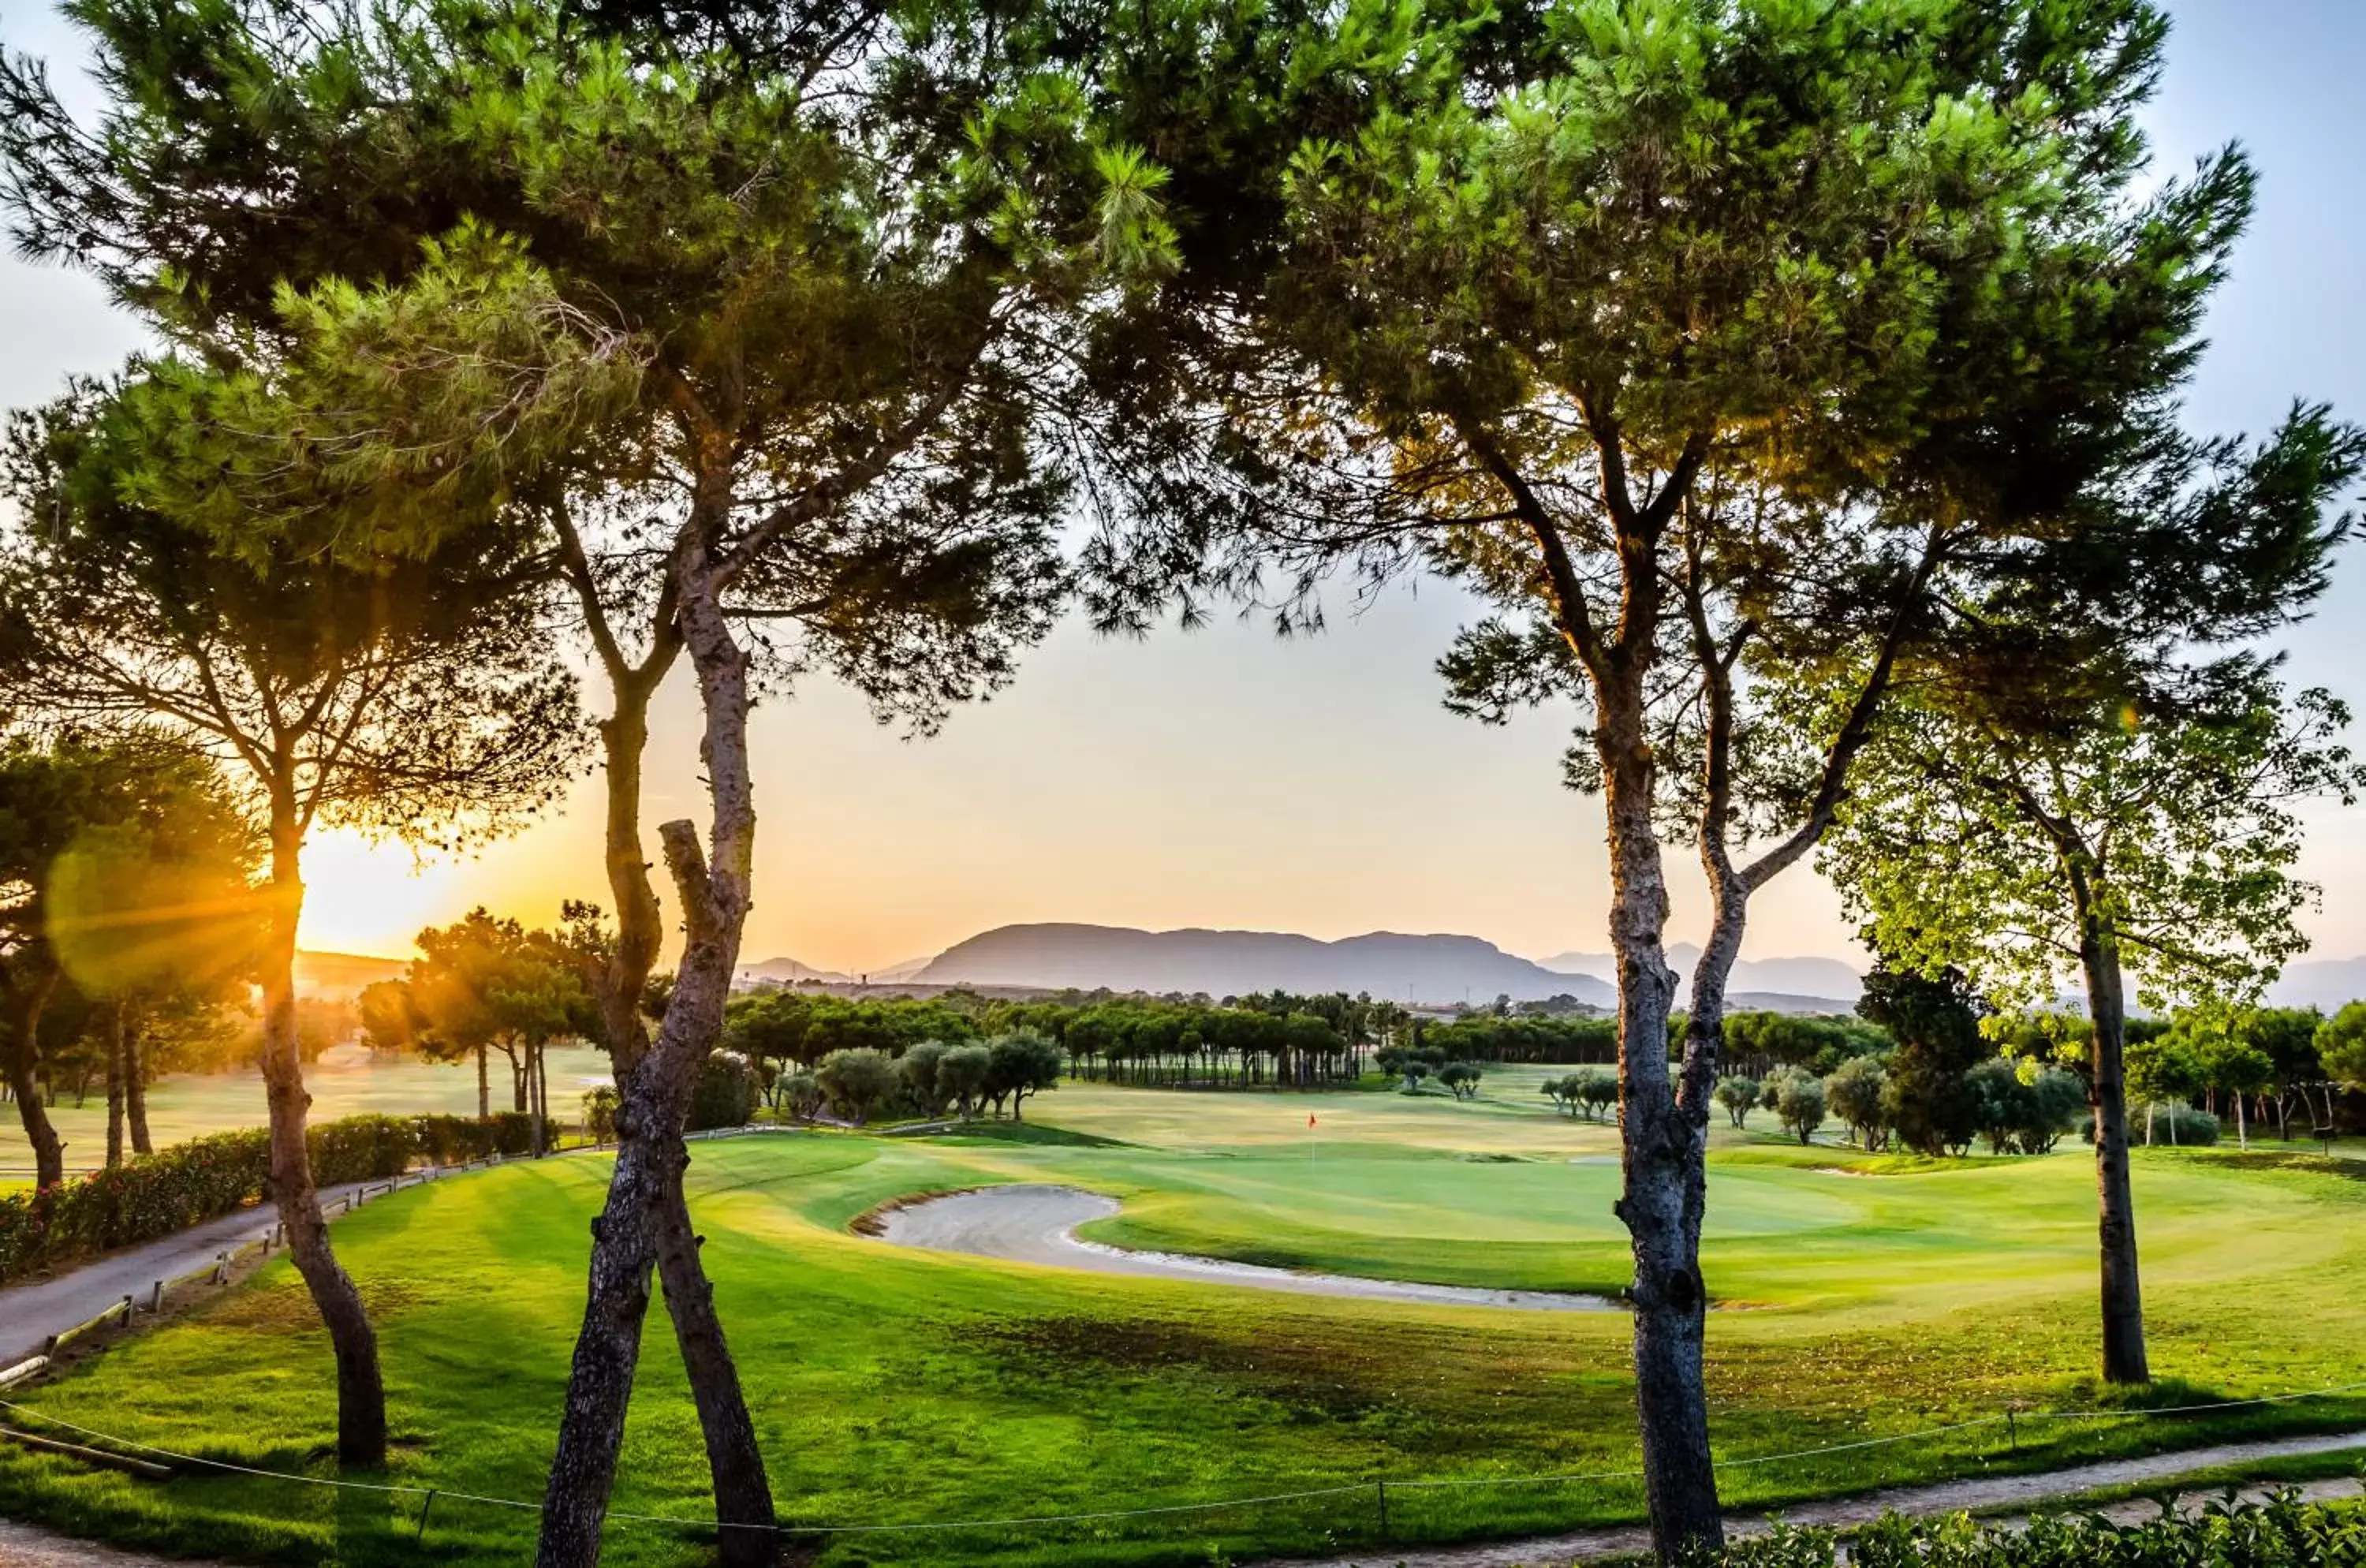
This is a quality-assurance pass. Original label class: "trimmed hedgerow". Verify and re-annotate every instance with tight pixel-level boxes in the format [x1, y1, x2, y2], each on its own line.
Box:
[0, 1112, 436, 1286]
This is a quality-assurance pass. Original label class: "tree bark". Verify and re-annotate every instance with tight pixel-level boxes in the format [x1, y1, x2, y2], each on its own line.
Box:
[105, 1001, 125, 1169]
[2075, 905, 2150, 1384]
[125, 1012, 151, 1156]
[2, 978, 58, 1184]
[261, 786, 388, 1465]
[654, 1161, 775, 1565]
[538, 530, 774, 1567]
[1596, 678, 1724, 1560]
[477, 1043, 490, 1122]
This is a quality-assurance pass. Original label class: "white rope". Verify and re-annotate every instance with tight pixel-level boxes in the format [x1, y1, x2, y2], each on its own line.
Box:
[4, 1377, 2362, 1538]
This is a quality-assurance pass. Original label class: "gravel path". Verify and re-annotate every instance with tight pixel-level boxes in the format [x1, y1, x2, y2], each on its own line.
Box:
[872, 1184, 1619, 1311]
[0, 1518, 226, 1568]
[1276, 1429, 2366, 1567]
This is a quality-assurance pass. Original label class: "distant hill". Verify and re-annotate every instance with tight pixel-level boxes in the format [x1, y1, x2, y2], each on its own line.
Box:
[293, 950, 406, 1000]
[912, 923, 1616, 1006]
[738, 956, 853, 986]
[1539, 943, 1863, 1011]
[2267, 958, 2366, 1012]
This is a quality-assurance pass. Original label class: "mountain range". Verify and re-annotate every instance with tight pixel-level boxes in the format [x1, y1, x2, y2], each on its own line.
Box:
[1539, 945, 1868, 1007]
[905, 923, 1617, 1005]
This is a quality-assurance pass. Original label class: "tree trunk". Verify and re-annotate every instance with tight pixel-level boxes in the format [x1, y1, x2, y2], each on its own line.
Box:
[2075, 910, 2149, 1384]
[655, 1163, 775, 1566]
[530, 1043, 547, 1158]
[1597, 679, 1723, 1561]
[105, 1001, 125, 1169]
[261, 788, 388, 1465]
[9, 964, 65, 1187]
[125, 1013, 151, 1156]
[511, 1048, 528, 1114]
[477, 1043, 490, 1122]
[539, 533, 773, 1568]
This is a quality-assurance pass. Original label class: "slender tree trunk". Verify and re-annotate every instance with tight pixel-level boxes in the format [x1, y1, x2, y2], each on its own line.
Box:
[105, 1001, 125, 1169]
[654, 1162, 774, 1564]
[1596, 678, 1723, 1559]
[7, 965, 65, 1187]
[261, 787, 387, 1465]
[2075, 909, 2149, 1384]
[125, 1013, 151, 1156]
[477, 1043, 490, 1122]
[511, 1047, 528, 1114]
[539, 531, 772, 1567]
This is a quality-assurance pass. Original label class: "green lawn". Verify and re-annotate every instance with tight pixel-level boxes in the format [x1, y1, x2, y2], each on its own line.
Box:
[0, 1046, 616, 1180]
[2, 1077, 2364, 1567]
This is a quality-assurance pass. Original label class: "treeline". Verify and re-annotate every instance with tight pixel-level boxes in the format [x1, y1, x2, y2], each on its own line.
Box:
[723, 987, 1411, 1091]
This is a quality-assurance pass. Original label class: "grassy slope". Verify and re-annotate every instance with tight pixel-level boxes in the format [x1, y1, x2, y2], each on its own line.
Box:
[1, 1077, 2362, 1567]
[0, 1047, 617, 1180]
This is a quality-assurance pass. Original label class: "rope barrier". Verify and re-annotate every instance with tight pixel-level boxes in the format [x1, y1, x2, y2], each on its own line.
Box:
[2, 1376, 2362, 1540]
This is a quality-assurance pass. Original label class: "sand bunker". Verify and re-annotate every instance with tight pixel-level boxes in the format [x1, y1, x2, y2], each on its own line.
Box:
[870, 1184, 1618, 1311]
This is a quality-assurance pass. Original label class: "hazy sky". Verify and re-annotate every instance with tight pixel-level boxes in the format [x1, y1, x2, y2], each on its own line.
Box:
[2, 0, 2360, 971]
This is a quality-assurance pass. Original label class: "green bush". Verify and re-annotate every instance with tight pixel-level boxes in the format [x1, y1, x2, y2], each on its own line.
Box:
[0, 1114, 420, 1286]
[1697, 1491, 2365, 1565]
[689, 1049, 761, 1131]
[2085, 1104, 2223, 1148]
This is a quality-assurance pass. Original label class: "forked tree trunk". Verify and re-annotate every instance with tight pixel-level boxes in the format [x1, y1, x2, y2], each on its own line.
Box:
[5, 966, 63, 1187]
[539, 536, 773, 1567]
[1595, 679, 1724, 1560]
[2075, 905, 2149, 1384]
[261, 792, 387, 1465]
[125, 1014, 151, 1156]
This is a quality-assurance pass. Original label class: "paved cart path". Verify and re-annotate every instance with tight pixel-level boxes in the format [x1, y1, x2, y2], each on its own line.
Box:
[1278, 1429, 2366, 1567]
[0, 1177, 386, 1370]
[872, 1183, 1619, 1311]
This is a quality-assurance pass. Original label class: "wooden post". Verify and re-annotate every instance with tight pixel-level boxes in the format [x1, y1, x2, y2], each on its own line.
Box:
[117, 1294, 132, 1327]
[149, 1280, 163, 1312]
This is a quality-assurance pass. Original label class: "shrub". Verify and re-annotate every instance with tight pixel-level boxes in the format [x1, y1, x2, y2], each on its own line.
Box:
[777, 1069, 823, 1122]
[1822, 1057, 1888, 1148]
[688, 1050, 761, 1131]
[1437, 1060, 1483, 1100]
[2089, 1104, 2222, 1147]
[0, 1114, 419, 1286]
[1701, 1491, 2365, 1566]
[1713, 1074, 1760, 1129]
[581, 1085, 620, 1142]
[1767, 1069, 1827, 1143]
[1576, 1066, 1621, 1121]
[814, 1047, 896, 1125]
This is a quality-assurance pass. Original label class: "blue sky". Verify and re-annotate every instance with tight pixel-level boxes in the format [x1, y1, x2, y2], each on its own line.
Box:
[0, 0, 2360, 971]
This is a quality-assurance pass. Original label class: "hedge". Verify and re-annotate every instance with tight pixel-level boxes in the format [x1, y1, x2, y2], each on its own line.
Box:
[0, 1111, 546, 1286]
[412, 1111, 561, 1164]
[1698, 1492, 2364, 1565]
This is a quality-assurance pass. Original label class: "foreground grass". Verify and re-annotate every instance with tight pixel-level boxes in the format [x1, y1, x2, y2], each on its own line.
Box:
[1, 1083, 2362, 1566]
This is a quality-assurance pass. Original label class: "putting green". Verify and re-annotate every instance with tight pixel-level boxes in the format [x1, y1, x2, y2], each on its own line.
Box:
[2, 1079, 2362, 1568]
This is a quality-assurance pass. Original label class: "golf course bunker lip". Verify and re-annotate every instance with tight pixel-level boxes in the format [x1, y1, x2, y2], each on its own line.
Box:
[870, 1184, 1621, 1312]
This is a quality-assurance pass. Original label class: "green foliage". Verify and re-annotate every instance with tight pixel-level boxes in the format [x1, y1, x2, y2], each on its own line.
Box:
[1769, 1070, 1827, 1144]
[1704, 1493, 2366, 1566]
[1436, 1060, 1483, 1100]
[2315, 1002, 2366, 1092]
[1712, 1075, 1760, 1129]
[1965, 1060, 2085, 1155]
[815, 1047, 898, 1126]
[580, 1086, 618, 1143]
[411, 1112, 560, 1163]
[686, 1050, 759, 1132]
[0, 1114, 417, 1283]
[984, 1032, 1065, 1120]
[1823, 1057, 1890, 1150]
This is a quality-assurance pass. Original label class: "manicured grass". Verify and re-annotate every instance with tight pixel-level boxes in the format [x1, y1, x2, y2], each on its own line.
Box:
[2, 1080, 2363, 1567]
[0, 1046, 616, 1178]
